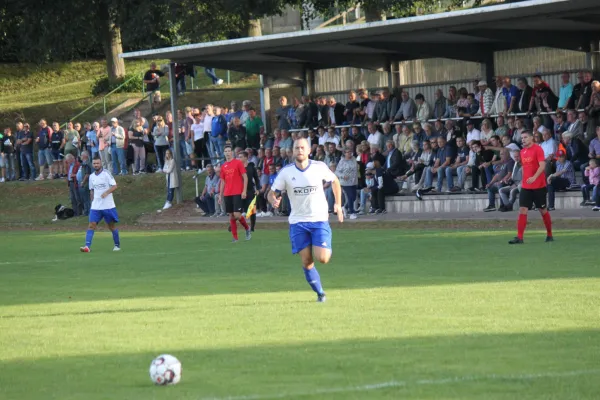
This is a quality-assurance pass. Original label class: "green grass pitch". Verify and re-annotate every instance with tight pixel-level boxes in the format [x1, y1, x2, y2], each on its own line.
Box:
[0, 228, 599, 399]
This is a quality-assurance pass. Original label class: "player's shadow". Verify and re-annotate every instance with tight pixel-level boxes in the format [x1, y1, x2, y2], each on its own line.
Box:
[1, 328, 598, 399]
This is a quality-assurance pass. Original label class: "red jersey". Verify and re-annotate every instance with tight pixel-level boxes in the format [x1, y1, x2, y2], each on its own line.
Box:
[220, 159, 246, 196]
[520, 143, 546, 189]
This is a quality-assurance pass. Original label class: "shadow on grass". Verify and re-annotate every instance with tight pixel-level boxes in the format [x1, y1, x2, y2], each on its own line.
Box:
[0, 307, 177, 319]
[1, 329, 598, 400]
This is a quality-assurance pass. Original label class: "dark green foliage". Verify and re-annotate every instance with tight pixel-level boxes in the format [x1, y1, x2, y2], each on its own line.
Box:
[91, 72, 143, 96]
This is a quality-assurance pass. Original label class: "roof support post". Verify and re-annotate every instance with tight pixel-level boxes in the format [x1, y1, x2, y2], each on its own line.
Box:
[303, 67, 315, 97]
[388, 60, 399, 94]
[590, 39, 600, 77]
[168, 62, 183, 203]
[260, 74, 271, 134]
[481, 52, 496, 90]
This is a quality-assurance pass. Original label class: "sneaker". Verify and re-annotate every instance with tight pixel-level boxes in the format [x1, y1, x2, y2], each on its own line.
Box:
[585, 200, 595, 206]
[400, 188, 409, 194]
[375, 209, 382, 214]
[548, 207, 555, 211]
[245, 229, 252, 241]
[483, 205, 496, 212]
[163, 201, 172, 210]
[80, 246, 90, 253]
[450, 186, 462, 193]
[508, 237, 524, 245]
[368, 208, 376, 215]
[545, 236, 554, 243]
[415, 189, 423, 201]
[317, 293, 327, 303]
[19, 177, 26, 182]
[265, 211, 273, 217]
[349, 213, 357, 220]
[593, 206, 600, 211]
[498, 205, 506, 212]
[232, 239, 238, 244]
[186, 166, 191, 171]
[216, 79, 224, 85]
[0, 178, 4, 183]
[113, 246, 121, 252]
[580, 201, 588, 206]
[35, 175, 44, 181]
[381, 209, 387, 214]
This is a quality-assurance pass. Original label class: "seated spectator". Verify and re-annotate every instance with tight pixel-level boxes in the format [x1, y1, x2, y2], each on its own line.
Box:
[480, 119, 494, 146]
[369, 144, 385, 166]
[432, 89, 449, 119]
[194, 164, 218, 216]
[433, 119, 446, 139]
[280, 129, 293, 151]
[561, 132, 587, 173]
[384, 140, 404, 178]
[547, 150, 576, 210]
[582, 126, 600, 183]
[394, 90, 416, 122]
[366, 122, 383, 149]
[272, 146, 283, 166]
[498, 150, 523, 212]
[446, 136, 470, 192]
[368, 159, 398, 214]
[552, 111, 569, 139]
[393, 124, 413, 154]
[324, 142, 342, 165]
[336, 148, 359, 219]
[381, 122, 394, 149]
[412, 122, 426, 148]
[423, 136, 455, 192]
[483, 149, 514, 212]
[581, 159, 600, 206]
[540, 127, 558, 176]
[314, 145, 326, 161]
[467, 140, 496, 191]
[338, 127, 350, 150]
[495, 116, 508, 137]
[399, 140, 430, 192]
[324, 127, 340, 147]
[349, 125, 366, 146]
[423, 123, 439, 143]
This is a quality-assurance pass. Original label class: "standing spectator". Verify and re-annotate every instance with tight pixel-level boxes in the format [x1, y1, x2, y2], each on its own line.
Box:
[344, 91, 360, 124]
[17, 122, 35, 181]
[87, 122, 99, 159]
[432, 89, 449, 119]
[547, 150, 576, 210]
[161, 149, 179, 210]
[327, 96, 345, 127]
[576, 70, 594, 110]
[204, 68, 223, 85]
[129, 119, 146, 175]
[536, 87, 560, 128]
[566, 71, 585, 110]
[558, 71, 574, 109]
[190, 111, 205, 170]
[152, 116, 170, 172]
[110, 118, 127, 175]
[65, 154, 82, 216]
[293, 97, 306, 129]
[515, 77, 533, 114]
[275, 96, 291, 130]
[174, 63, 186, 95]
[1, 128, 16, 181]
[446, 136, 470, 192]
[394, 90, 417, 122]
[501, 77, 520, 115]
[336, 148, 359, 219]
[415, 93, 432, 124]
[581, 159, 600, 206]
[98, 119, 112, 173]
[228, 117, 247, 150]
[77, 151, 92, 216]
[476, 81, 494, 116]
[64, 121, 79, 158]
[50, 122, 65, 178]
[143, 62, 165, 112]
[245, 108, 263, 150]
[195, 164, 220, 216]
[36, 119, 53, 180]
[527, 75, 551, 114]
[210, 106, 227, 164]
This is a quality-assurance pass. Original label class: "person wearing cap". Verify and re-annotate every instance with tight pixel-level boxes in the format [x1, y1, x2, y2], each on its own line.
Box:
[476, 81, 494, 117]
[546, 149, 575, 210]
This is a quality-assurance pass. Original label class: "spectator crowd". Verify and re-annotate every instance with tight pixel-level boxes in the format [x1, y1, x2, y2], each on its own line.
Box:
[3, 65, 600, 217]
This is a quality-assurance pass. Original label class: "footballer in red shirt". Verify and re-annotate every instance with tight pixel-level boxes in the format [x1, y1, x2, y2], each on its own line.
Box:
[509, 130, 553, 244]
[219, 145, 251, 242]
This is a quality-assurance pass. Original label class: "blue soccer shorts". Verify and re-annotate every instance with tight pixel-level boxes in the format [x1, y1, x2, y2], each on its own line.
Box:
[89, 208, 119, 224]
[289, 221, 332, 254]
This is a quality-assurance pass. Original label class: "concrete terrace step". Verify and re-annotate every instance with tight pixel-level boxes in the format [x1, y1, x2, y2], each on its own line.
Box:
[385, 191, 582, 213]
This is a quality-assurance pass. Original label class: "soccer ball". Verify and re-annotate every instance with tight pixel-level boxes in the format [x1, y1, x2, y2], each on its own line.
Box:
[149, 354, 182, 385]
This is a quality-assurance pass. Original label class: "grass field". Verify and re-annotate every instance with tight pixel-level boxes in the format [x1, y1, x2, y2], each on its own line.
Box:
[0, 228, 599, 399]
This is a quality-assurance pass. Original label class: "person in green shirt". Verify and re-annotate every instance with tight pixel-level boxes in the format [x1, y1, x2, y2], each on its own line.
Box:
[64, 121, 80, 157]
[245, 108, 264, 150]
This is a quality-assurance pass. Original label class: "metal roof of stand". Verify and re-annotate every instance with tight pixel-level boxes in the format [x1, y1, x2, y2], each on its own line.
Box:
[121, 0, 600, 79]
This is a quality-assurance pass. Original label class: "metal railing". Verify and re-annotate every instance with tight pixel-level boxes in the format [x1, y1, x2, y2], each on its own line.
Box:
[61, 73, 143, 128]
[288, 109, 585, 132]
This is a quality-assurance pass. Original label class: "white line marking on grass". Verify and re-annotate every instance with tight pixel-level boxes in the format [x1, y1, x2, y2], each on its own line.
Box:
[198, 369, 600, 400]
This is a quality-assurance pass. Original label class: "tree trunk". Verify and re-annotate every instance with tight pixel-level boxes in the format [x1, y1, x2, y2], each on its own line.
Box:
[99, 3, 126, 85]
[364, 5, 386, 22]
[247, 19, 262, 37]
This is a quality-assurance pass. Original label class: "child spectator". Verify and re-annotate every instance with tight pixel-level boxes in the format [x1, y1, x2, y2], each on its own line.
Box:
[581, 159, 600, 206]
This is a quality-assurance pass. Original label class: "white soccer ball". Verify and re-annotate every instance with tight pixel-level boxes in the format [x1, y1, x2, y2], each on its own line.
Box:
[149, 354, 182, 385]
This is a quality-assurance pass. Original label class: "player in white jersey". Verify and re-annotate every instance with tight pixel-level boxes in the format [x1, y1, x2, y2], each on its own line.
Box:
[80, 156, 121, 252]
[268, 138, 343, 302]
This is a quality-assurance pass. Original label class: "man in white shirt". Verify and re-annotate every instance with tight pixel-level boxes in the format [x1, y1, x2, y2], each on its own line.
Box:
[268, 138, 343, 303]
[466, 120, 481, 167]
[80, 156, 120, 253]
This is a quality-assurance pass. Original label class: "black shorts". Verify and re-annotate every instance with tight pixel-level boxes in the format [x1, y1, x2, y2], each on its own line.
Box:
[224, 195, 244, 214]
[519, 187, 548, 210]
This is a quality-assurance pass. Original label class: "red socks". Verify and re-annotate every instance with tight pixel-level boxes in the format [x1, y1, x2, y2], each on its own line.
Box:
[517, 214, 527, 240]
[542, 211, 553, 237]
[239, 216, 249, 231]
[230, 217, 238, 240]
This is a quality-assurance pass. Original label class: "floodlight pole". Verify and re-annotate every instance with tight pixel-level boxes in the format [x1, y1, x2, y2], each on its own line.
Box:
[168, 62, 183, 204]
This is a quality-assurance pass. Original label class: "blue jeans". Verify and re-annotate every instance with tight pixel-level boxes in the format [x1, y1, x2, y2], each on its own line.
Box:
[487, 185, 500, 206]
[79, 187, 91, 216]
[196, 195, 216, 215]
[360, 188, 370, 210]
[208, 136, 226, 165]
[342, 185, 357, 214]
[205, 68, 220, 84]
[581, 184, 598, 202]
[424, 167, 434, 188]
[38, 148, 53, 168]
[179, 140, 190, 169]
[325, 186, 335, 212]
[176, 75, 186, 93]
[111, 145, 127, 175]
[20, 152, 36, 179]
[436, 166, 449, 191]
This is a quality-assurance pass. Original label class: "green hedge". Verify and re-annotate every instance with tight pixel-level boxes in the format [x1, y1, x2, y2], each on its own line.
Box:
[91, 73, 143, 96]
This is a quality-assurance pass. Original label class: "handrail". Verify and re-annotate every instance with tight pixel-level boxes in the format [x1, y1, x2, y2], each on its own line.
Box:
[61, 72, 142, 128]
[288, 109, 586, 132]
[123, 79, 171, 116]
[315, 7, 356, 29]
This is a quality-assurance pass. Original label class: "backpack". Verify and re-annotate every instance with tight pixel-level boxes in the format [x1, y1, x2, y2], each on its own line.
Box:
[53, 204, 75, 221]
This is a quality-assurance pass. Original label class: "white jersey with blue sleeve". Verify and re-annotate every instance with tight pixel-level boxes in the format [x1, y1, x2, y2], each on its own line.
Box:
[89, 170, 117, 210]
[271, 161, 336, 224]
